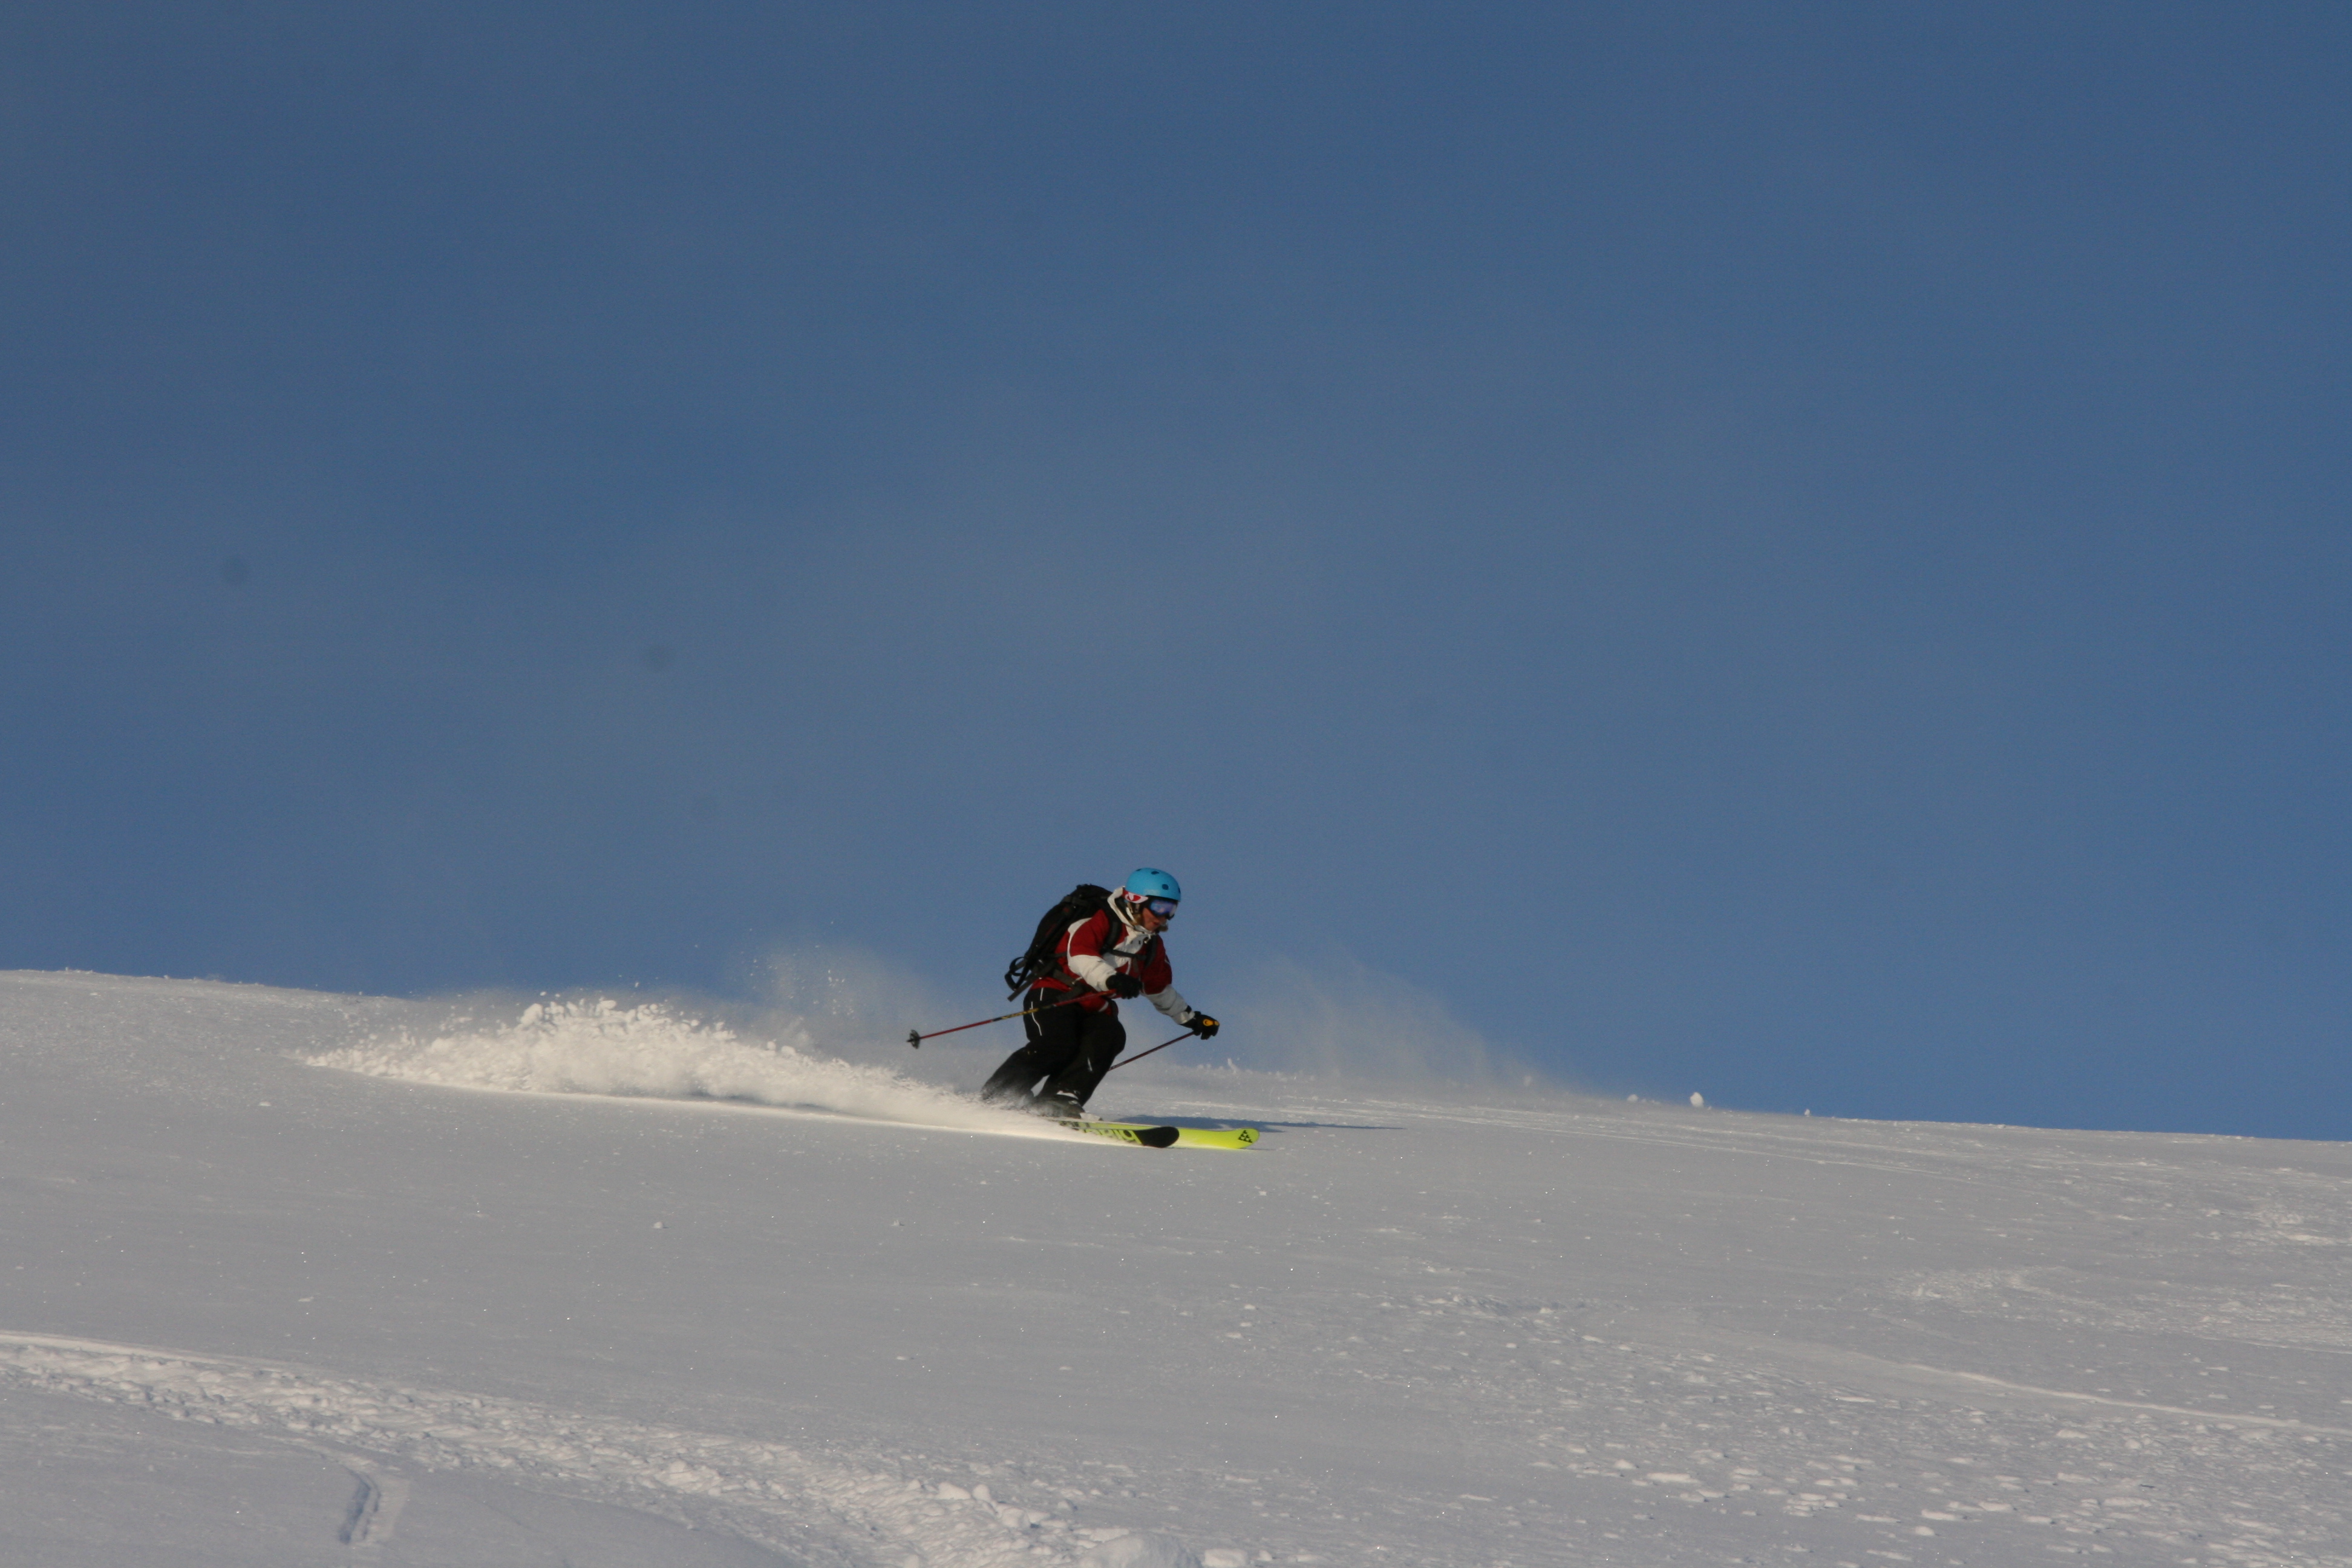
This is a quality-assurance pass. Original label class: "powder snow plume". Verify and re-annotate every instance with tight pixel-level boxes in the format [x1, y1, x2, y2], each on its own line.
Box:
[309, 997, 1034, 1132]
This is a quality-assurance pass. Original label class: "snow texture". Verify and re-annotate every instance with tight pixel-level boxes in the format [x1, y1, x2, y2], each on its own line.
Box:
[312, 996, 1046, 1136]
[3, 969, 2350, 1567]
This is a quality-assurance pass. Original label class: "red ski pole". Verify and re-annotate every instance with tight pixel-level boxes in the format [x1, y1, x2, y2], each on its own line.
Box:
[906, 990, 1101, 1048]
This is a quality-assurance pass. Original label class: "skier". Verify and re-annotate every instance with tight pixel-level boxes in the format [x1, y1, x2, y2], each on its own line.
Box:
[981, 869, 1221, 1117]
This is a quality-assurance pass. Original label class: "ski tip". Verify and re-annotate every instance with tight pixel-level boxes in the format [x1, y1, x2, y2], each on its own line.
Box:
[1168, 1125, 1261, 1149]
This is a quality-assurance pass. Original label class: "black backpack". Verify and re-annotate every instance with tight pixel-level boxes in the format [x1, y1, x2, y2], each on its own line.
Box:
[1004, 883, 1111, 998]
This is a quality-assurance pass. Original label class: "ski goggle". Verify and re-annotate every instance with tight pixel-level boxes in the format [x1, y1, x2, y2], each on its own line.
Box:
[1137, 896, 1178, 919]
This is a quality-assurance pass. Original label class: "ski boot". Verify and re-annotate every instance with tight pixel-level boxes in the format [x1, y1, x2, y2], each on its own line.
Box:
[1028, 1091, 1085, 1122]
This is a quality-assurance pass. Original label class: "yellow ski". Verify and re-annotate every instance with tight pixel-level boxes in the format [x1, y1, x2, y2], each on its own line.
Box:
[1053, 1118, 1260, 1149]
[1059, 1119, 1178, 1148]
[1171, 1125, 1259, 1149]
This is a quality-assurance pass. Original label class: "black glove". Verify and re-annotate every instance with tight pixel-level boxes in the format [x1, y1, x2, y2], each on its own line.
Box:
[1104, 973, 1143, 999]
[1187, 1012, 1221, 1039]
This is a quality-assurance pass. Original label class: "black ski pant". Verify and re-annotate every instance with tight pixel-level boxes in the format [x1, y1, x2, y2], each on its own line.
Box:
[980, 988, 1125, 1106]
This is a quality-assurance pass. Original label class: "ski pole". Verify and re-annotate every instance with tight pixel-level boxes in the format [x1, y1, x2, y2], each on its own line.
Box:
[1106, 1030, 1194, 1073]
[906, 989, 1102, 1048]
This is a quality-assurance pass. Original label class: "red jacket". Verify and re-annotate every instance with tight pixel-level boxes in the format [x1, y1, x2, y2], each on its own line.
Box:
[1034, 907, 1196, 1022]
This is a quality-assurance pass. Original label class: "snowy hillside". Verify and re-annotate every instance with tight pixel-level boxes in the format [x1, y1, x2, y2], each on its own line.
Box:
[2, 972, 2348, 1567]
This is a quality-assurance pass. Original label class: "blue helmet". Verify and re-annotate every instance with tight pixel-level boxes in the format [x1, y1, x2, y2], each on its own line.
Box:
[1114, 867, 1182, 928]
[1125, 867, 1181, 903]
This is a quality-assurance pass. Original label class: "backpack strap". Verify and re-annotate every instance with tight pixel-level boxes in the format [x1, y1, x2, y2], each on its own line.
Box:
[1005, 884, 1110, 997]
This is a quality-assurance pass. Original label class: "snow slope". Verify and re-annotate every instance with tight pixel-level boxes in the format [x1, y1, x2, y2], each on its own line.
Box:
[2, 971, 2348, 1567]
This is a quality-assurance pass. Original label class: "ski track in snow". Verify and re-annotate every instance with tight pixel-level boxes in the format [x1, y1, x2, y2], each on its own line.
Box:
[0, 1330, 1155, 1568]
[306, 996, 1065, 1140]
[13, 1308, 2345, 1568]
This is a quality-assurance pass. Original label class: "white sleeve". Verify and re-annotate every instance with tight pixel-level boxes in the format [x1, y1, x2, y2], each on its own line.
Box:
[1066, 920, 1122, 991]
[1146, 986, 1192, 1022]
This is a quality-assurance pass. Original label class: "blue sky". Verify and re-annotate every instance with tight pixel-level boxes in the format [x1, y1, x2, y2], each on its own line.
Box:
[4, 4, 2347, 1137]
